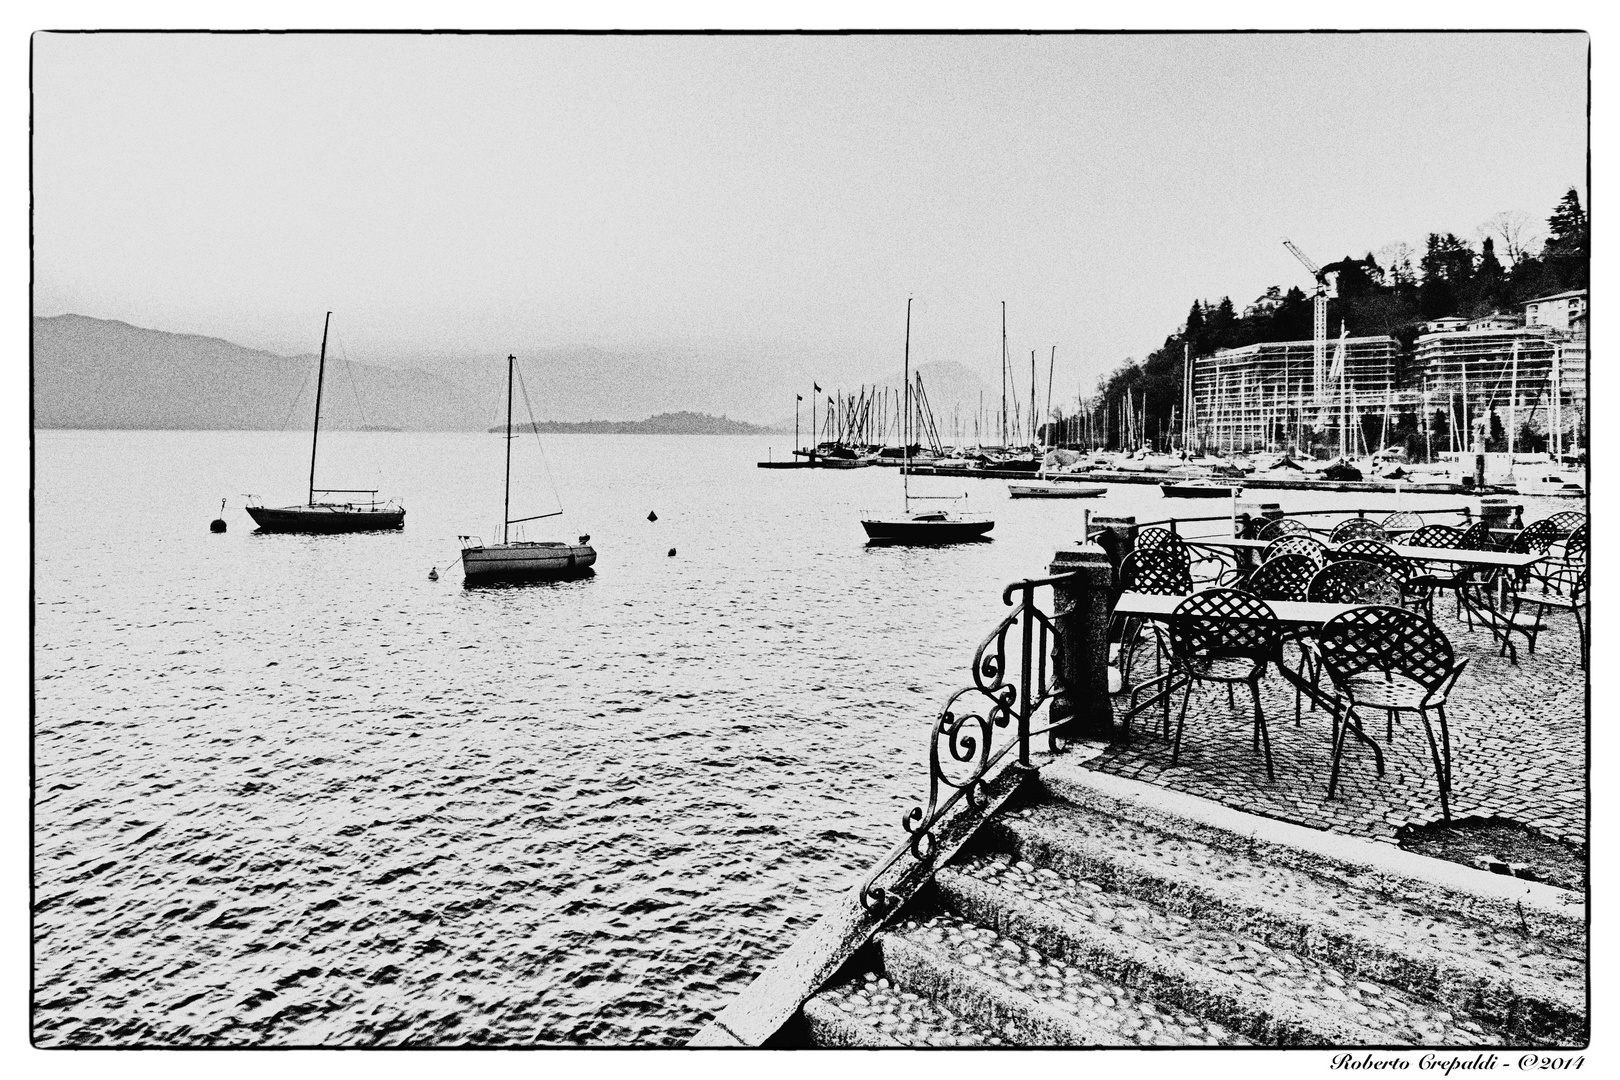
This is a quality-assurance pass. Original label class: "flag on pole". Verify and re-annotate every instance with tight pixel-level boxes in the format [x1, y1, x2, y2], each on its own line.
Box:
[813, 383, 821, 393]
[796, 394, 802, 401]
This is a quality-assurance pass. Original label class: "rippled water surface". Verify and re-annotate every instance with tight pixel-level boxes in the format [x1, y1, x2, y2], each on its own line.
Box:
[33, 431, 1514, 1046]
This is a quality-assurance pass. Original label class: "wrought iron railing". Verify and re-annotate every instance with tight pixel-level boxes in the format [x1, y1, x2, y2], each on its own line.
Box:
[859, 572, 1077, 912]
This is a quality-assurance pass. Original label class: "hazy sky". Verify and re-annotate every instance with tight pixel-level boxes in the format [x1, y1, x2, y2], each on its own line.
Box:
[33, 32, 1587, 397]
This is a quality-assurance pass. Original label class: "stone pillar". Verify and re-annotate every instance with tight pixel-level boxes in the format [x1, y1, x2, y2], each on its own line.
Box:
[1089, 515, 1137, 556]
[1048, 547, 1116, 740]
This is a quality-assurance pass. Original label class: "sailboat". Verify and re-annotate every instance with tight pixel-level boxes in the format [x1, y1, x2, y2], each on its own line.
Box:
[1008, 346, 1105, 499]
[860, 300, 994, 543]
[459, 353, 596, 583]
[245, 312, 406, 533]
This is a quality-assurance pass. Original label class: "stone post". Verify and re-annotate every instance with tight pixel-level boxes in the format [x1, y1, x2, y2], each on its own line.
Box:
[1047, 546, 1116, 740]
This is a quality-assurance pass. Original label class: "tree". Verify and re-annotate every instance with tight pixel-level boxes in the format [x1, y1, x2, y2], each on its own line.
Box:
[1479, 210, 1539, 266]
[1544, 187, 1588, 257]
[1418, 233, 1475, 318]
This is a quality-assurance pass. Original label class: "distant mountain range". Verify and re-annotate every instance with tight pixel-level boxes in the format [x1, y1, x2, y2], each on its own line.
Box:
[494, 412, 780, 435]
[32, 313, 1000, 433]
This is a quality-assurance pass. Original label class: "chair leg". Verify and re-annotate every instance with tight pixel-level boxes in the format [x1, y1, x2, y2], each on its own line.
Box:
[1170, 678, 1194, 766]
[1420, 708, 1451, 822]
[1386, 709, 1395, 741]
[1575, 604, 1588, 669]
[1251, 678, 1273, 782]
[1436, 704, 1452, 791]
[1327, 704, 1354, 799]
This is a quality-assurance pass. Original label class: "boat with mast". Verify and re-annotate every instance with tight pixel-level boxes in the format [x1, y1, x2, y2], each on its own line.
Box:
[860, 300, 994, 543]
[1008, 345, 1105, 498]
[245, 312, 406, 533]
[459, 353, 596, 583]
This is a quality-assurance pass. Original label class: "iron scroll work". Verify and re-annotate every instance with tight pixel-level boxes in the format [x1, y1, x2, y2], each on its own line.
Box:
[860, 571, 1077, 912]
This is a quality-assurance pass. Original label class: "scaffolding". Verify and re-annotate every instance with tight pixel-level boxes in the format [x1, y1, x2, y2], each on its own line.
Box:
[1192, 335, 1401, 454]
[1415, 327, 1587, 453]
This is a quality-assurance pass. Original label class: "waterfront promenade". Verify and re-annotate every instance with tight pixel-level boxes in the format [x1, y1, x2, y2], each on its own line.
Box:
[1092, 601, 1585, 848]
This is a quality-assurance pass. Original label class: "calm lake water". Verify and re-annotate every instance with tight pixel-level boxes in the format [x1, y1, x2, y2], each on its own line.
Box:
[32, 430, 1524, 1046]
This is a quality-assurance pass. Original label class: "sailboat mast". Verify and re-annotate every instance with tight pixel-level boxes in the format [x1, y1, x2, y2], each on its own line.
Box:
[1030, 350, 1036, 450]
[1000, 301, 1008, 447]
[503, 353, 515, 545]
[307, 311, 332, 506]
[904, 298, 912, 506]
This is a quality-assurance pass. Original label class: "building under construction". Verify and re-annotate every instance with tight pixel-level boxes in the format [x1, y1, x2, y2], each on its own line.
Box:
[1190, 290, 1587, 458]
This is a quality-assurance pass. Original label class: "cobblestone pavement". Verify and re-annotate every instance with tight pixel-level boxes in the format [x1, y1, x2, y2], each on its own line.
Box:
[1085, 602, 1586, 846]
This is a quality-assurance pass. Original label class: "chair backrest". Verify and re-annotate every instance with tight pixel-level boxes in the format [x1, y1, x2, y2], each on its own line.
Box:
[1331, 539, 1411, 583]
[1457, 520, 1498, 551]
[1544, 510, 1587, 537]
[1563, 523, 1589, 566]
[1136, 527, 1192, 565]
[1168, 588, 1282, 663]
[1263, 534, 1329, 565]
[1307, 560, 1404, 606]
[1120, 549, 1193, 596]
[1380, 511, 1424, 533]
[1316, 604, 1457, 693]
[1243, 553, 1317, 602]
[1406, 524, 1464, 549]
[1330, 517, 1388, 543]
[1509, 518, 1563, 555]
[1257, 517, 1310, 541]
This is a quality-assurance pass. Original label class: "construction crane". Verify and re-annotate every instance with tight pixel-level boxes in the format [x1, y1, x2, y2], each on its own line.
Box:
[1282, 239, 1339, 406]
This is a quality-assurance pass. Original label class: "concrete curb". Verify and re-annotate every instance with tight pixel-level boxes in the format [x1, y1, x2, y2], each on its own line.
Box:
[1040, 758, 1586, 943]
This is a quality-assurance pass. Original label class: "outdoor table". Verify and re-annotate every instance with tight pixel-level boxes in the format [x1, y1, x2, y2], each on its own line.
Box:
[1112, 590, 1384, 774]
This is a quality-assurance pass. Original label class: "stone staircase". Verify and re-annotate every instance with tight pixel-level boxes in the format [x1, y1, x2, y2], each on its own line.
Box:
[799, 762, 1587, 1048]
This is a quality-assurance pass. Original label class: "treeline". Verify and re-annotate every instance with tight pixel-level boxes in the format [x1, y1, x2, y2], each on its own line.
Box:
[1088, 188, 1589, 448]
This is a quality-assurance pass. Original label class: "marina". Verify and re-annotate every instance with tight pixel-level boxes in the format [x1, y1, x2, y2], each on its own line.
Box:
[30, 28, 1589, 1059]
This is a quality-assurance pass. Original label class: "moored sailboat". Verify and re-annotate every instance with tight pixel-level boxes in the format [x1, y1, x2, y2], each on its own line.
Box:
[460, 353, 596, 583]
[861, 300, 994, 543]
[245, 312, 406, 533]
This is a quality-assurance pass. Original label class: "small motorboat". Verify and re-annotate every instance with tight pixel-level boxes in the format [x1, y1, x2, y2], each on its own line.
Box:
[1007, 480, 1107, 499]
[1160, 480, 1240, 499]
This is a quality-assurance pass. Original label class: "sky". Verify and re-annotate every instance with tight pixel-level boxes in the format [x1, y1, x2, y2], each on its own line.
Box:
[32, 31, 1588, 401]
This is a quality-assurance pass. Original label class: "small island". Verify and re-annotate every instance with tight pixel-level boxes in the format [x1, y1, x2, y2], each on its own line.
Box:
[489, 410, 783, 435]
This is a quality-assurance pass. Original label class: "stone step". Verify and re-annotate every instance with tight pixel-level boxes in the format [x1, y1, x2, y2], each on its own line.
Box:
[878, 912, 1251, 1047]
[986, 798, 1586, 1044]
[803, 970, 1009, 1047]
[938, 854, 1494, 1046]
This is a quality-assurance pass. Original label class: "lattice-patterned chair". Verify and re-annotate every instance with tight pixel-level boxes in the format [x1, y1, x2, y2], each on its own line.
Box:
[1457, 520, 1499, 551]
[1502, 569, 1588, 668]
[1508, 518, 1566, 556]
[1308, 560, 1405, 607]
[1330, 517, 1389, 543]
[1543, 510, 1587, 538]
[1380, 511, 1424, 534]
[1403, 525, 1474, 619]
[1315, 605, 1469, 820]
[1331, 539, 1413, 599]
[1263, 534, 1329, 567]
[1163, 589, 1283, 780]
[1242, 554, 1316, 602]
[1257, 517, 1311, 542]
[1112, 549, 1193, 687]
[1136, 527, 1192, 563]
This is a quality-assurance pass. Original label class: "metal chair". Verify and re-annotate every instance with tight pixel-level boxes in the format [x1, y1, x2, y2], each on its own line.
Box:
[1263, 534, 1329, 566]
[1165, 589, 1283, 781]
[1113, 549, 1193, 686]
[1242, 554, 1317, 602]
[1307, 560, 1405, 607]
[1508, 518, 1565, 556]
[1257, 517, 1311, 541]
[1330, 518, 1389, 543]
[1503, 569, 1587, 668]
[1137, 527, 1192, 563]
[1330, 539, 1413, 598]
[1316, 606, 1469, 820]
[1402, 525, 1474, 619]
[1543, 510, 1587, 538]
[1380, 511, 1424, 534]
[1457, 520, 1499, 551]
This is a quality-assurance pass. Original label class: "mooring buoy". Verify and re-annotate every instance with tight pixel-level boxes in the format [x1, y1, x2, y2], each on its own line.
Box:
[668, 547, 676, 557]
[647, 511, 658, 522]
[428, 567, 439, 581]
[209, 498, 227, 532]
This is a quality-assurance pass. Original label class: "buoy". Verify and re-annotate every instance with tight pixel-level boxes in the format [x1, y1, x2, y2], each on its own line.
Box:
[578, 534, 590, 545]
[668, 547, 676, 557]
[647, 511, 658, 522]
[428, 567, 439, 581]
[209, 498, 227, 533]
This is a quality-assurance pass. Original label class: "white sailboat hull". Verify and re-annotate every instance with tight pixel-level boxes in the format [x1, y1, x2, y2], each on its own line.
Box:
[461, 542, 596, 581]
